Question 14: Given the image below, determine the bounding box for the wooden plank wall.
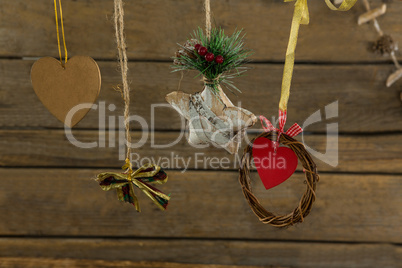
[0,0,401,267]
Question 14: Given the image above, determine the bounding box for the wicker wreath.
[238,131,319,227]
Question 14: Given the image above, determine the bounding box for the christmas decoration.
[358,0,402,87]
[252,137,298,190]
[95,0,170,211]
[252,115,302,190]
[30,0,101,128]
[239,131,318,227]
[166,0,257,154]
[97,161,169,212]
[238,0,357,227]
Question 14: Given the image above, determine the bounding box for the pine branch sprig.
[172,27,252,95]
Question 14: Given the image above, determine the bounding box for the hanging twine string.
[175,0,211,91]
[53,0,68,66]
[175,0,212,91]
[114,0,132,164]
[97,0,170,211]
[205,0,212,39]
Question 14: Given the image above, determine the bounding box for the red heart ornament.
[252,137,298,190]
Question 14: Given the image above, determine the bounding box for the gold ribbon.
[54,0,68,67]
[279,0,358,112]
[97,160,170,212]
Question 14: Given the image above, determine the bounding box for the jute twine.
[202,75,221,86]
[205,0,212,39]
[114,0,131,159]
[176,0,211,92]
[238,131,319,227]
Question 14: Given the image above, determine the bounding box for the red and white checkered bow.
[259,110,303,151]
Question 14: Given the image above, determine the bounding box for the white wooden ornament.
[166,86,257,154]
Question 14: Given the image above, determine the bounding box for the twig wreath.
[166,0,257,154]
[239,132,318,227]
[238,0,357,227]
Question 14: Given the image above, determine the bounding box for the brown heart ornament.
[31,56,101,127]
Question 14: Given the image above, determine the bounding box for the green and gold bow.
[96,159,170,212]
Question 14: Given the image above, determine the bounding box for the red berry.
[205,52,215,62]
[198,46,208,56]
[215,55,224,64]
[194,44,201,51]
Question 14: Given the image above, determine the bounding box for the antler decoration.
[96,160,170,212]
[357,0,402,87]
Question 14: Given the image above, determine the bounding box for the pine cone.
[183,39,199,51]
[173,39,200,65]
[373,35,398,55]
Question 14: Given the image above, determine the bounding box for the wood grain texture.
[0,169,400,243]
[0,130,401,173]
[1,0,401,266]
[1,60,401,131]
[0,258,279,268]
[0,239,399,268]
[0,0,401,63]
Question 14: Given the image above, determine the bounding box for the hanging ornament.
[95,0,170,212]
[31,0,101,128]
[166,0,257,154]
[357,0,402,87]
[238,0,357,227]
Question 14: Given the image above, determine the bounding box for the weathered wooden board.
[1,60,401,131]
[0,258,279,268]
[0,0,401,63]
[0,0,401,266]
[0,169,400,243]
[0,130,401,173]
[0,241,398,268]
[0,240,399,268]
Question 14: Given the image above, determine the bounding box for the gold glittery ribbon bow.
[279,0,358,112]
[96,159,170,212]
